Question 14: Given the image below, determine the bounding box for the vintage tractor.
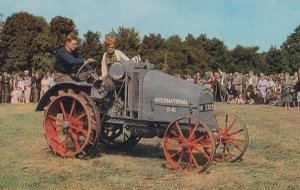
[36,60,249,173]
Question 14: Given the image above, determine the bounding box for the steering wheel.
[76,60,99,82]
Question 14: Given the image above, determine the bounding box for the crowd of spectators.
[0,70,55,104]
[177,69,300,108]
[1,68,300,108]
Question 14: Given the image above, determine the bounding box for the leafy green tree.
[265,46,283,73]
[140,33,164,68]
[109,26,140,58]
[185,34,210,73]
[81,31,103,61]
[281,25,300,72]
[50,16,77,50]
[229,45,266,74]
[0,13,4,67]
[0,12,53,72]
[195,34,230,72]
[0,13,3,33]
[280,50,293,73]
[185,45,210,74]
[206,38,229,71]
[185,33,197,47]
[164,35,188,74]
[30,17,54,72]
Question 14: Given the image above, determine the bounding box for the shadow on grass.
[42,141,164,160]
[89,142,165,160]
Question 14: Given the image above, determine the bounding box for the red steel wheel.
[43,89,99,158]
[163,116,215,173]
[213,113,249,162]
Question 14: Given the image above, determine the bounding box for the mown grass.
[0,103,299,190]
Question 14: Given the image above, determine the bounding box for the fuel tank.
[140,70,215,128]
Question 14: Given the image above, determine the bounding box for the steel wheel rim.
[163,116,215,173]
[213,113,249,162]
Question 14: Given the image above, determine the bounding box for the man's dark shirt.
[54,47,84,74]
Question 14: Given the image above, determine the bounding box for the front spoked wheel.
[163,116,215,173]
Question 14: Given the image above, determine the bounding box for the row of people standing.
[0,71,54,103]
[181,70,300,107]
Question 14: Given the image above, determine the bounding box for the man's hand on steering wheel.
[84,58,96,64]
[76,58,99,82]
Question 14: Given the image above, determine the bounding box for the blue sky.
[1,0,300,52]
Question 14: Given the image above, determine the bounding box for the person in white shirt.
[17,74,25,91]
[40,73,50,98]
[101,36,129,78]
[257,74,269,100]
[23,70,32,103]
[246,71,258,92]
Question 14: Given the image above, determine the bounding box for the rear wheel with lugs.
[43,89,99,158]
[163,116,215,173]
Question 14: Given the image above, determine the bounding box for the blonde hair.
[104,36,116,48]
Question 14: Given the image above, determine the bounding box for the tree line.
[0,11,300,75]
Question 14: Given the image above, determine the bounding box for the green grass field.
[0,103,299,190]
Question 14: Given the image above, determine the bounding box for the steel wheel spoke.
[69,99,76,119]
[48,115,59,121]
[194,146,210,160]
[226,118,237,133]
[49,119,63,130]
[76,112,87,120]
[225,146,234,161]
[70,132,80,152]
[189,123,199,140]
[214,115,223,133]
[78,128,89,138]
[176,151,184,166]
[59,100,68,119]
[169,130,184,141]
[175,122,185,139]
[229,138,245,143]
[50,136,61,145]
[190,152,201,171]
[228,141,243,153]
[170,149,183,158]
[169,130,179,137]
[228,128,244,136]
[194,135,206,143]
